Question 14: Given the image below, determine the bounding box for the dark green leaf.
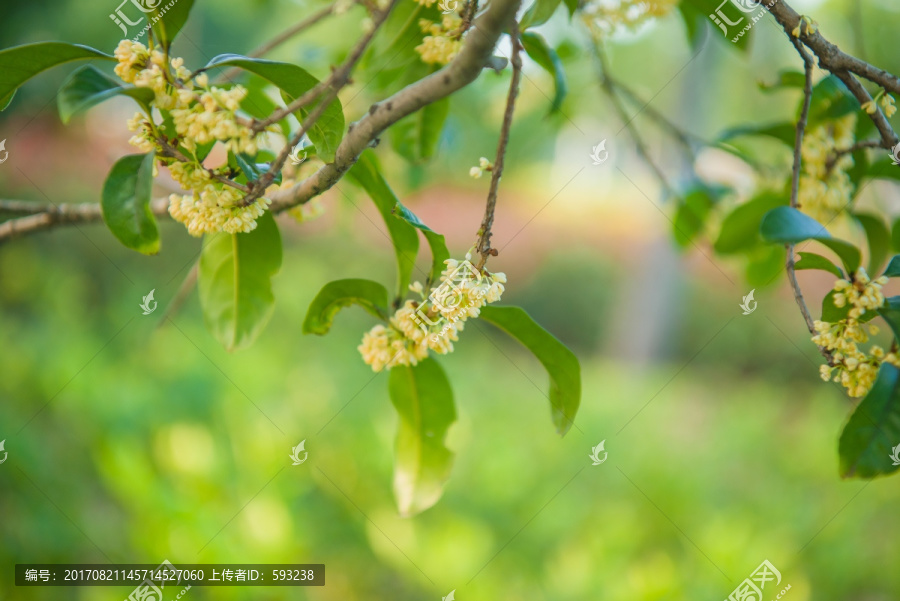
[865,157,900,183]
[760,206,861,273]
[839,363,900,479]
[855,213,890,275]
[479,305,581,435]
[893,218,900,253]
[878,296,900,338]
[389,357,457,517]
[150,0,196,51]
[521,32,567,114]
[303,279,390,335]
[719,122,796,147]
[806,75,857,127]
[391,97,449,162]
[714,192,785,254]
[58,65,154,124]
[562,0,578,17]
[794,252,842,278]
[521,0,563,29]
[198,212,282,351]
[883,255,900,278]
[347,151,420,299]
[392,200,450,284]
[100,153,159,255]
[758,70,805,92]
[0,42,113,110]
[204,55,345,162]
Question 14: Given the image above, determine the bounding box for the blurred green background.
[2,0,900,599]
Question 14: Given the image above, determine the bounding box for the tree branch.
[475,20,522,270]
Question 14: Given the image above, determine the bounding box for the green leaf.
[0,42,113,110]
[562,0,578,17]
[150,0,196,51]
[391,97,450,162]
[892,218,900,253]
[821,289,879,323]
[878,296,900,338]
[839,363,900,479]
[389,358,457,517]
[479,305,581,435]
[204,55,345,162]
[521,0,563,29]
[520,32,567,114]
[865,157,900,184]
[806,75,857,127]
[198,212,282,351]
[346,151,420,300]
[57,65,154,124]
[883,255,900,278]
[758,70,805,92]
[391,200,450,284]
[855,213,890,275]
[1,88,16,111]
[672,187,715,248]
[231,152,282,186]
[303,279,390,335]
[100,153,159,255]
[760,206,861,274]
[714,192,785,254]
[719,122,796,147]
[794,252,842,278]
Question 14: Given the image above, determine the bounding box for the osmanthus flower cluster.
[797,114,857,223]
[414,12,464,65]
[581,0,678,33]
[114,40,271,236]
[812,269,898,397]
[358,258,507,371]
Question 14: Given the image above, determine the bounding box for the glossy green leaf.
[391,97,449,162]
[714,192,785,254]
[839,363,900,479]
[794,252,842,278]
[347,151,420,299]
[150,0,196,50]
[883,255,900,278]
[392,200,450,284]
[562,0,578,17]
[760,206,861,273]
[521,0,563,29]
[806,75,857,127]
[479,305,581,435]
[855,213,890,275]
[821,289,879,323]
[198,212,282,351]
[204,55,345,162]
[58,65,154,123]
[0,42,113,110]
[100,153,159,255]
[303,279,390,335]
[521,32,567,115]
[389,358,457,517]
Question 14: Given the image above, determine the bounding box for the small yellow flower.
[861,100,877,115]
[881,94,897,118]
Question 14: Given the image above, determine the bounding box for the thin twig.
[474,20,522,270]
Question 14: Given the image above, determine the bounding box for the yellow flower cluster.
[813,270,895,397]
[358,259,507,371]
[469,157,493,179]
[798,114,856,223]
[862,92,897,118]
[114,39,270,237]
[415,15,463,65]
[581,0,678,32]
